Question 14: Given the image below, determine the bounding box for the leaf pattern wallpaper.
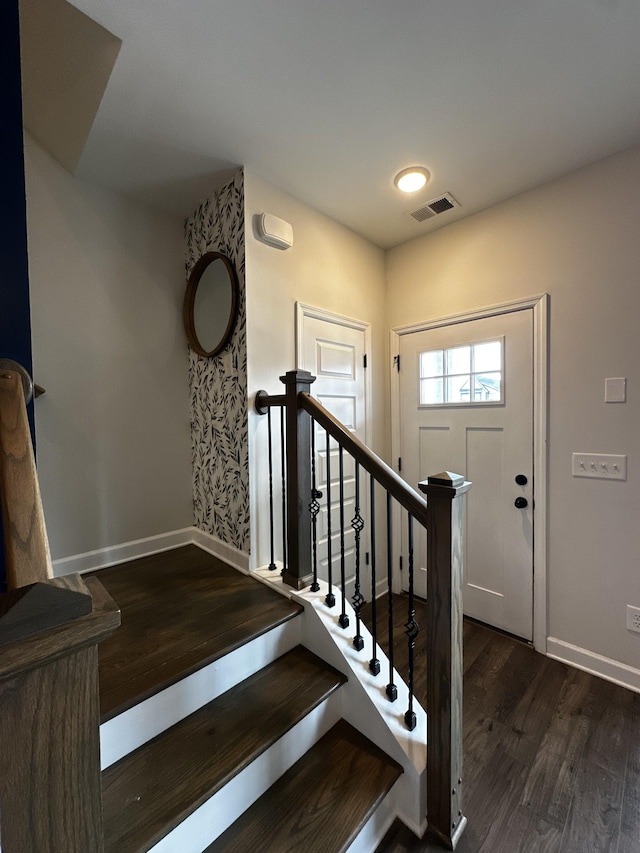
[184,170,250,553]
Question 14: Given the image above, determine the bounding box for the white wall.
[386,144,640,674]
[25,134,192,560]
[244,171,387,569]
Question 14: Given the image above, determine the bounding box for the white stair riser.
[101,617,301,769]
[148,691,343,853]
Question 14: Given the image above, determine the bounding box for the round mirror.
[183,252,239,357]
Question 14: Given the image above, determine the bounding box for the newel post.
[280,370,315,589]
[420,471,471,850]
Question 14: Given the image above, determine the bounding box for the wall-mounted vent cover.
[409,192,459,222]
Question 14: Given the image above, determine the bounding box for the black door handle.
[514,496,528,509]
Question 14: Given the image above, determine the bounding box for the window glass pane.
[446,346,470,376]
[420,377,443,405]
[446,375,471,403]
[473,340,501,373]
[472,372,501,401]
[420,349,443,378]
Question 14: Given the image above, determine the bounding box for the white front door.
[297,305,369,598]
[398,309,534,641]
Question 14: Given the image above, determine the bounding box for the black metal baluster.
[369,474,380,675]
[351,462,365,651]
[325,430,335,607]
[309,426,321,592]
[386,492,397,701]
[404,514,418,730]
[338,446,349,628]
[267,407,277,571]
[280,406,287,576]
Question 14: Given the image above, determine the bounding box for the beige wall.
[244,171,387,568]
[25,134,192,559]
[386,144,640,671]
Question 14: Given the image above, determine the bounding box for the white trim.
[295,301,373,447]
[52,527,250,576]
[389,329,406,595]
[390,294,549,653]
[190,527,250,573]
[52,528,194,575]
[532,295,549,653]
[344,789,398,853]
[547,637,640,694]
[393,293,548,336]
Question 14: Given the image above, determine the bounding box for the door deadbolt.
[515,474,528,486]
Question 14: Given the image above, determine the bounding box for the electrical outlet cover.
[626,605,640,633]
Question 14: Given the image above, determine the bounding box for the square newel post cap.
[419,471,471,496]
[279,369,316,388]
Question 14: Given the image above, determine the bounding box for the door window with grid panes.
[419,339,503,406]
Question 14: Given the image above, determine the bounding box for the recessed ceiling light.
[394,166,430,193]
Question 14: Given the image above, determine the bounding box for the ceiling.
[37,0,640,248]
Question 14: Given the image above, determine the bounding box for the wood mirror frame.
[183,251,239,358]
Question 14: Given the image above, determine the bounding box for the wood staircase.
[0,365,467,850]
[96,545,403,852]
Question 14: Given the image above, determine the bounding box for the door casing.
[390,294,549,653]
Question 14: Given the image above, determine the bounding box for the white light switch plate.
[572,453,626,480]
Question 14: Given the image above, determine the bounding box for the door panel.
[399,309,533,640]
[298,308,368,597]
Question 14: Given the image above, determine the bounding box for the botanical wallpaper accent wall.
[185,170,249,552]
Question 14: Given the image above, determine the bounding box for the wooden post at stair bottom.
[420,471,471,850]
[0,575,120,853]
[280,370,316,590]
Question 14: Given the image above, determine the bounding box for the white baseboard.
[547,637,640,694]
[191,528,250,573]
[52,527,250,576]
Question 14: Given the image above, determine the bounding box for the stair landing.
[92,544,302,721]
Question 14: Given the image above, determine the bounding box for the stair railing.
[0,364,121,853]
[0,364,52,589]
[255,369,470,849]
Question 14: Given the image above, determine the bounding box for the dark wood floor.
[363,595,640,853]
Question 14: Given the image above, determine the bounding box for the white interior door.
[398,309,534,641]
[297,305,369,597]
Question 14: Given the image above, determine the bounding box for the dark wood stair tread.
[92,545,303,720]
[206,719,403,853]
[102,645,346,853]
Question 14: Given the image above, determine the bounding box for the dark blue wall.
[0,0,33,588]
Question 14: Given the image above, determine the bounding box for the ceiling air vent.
[409,192,459,222]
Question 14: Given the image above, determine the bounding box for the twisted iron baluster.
[369,474,380,675]
[386,492,397,702]
[309,426,321,592]
[338,446,349,628]
[280,406,287,577]
[267,407,277,571]
[325,430,335,607]
[404,514,418,730]
[351,461,365,651]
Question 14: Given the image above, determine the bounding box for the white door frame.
[390,294,549,653]
[295,302,373,446]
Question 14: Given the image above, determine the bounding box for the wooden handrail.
[0,368,52,588]
[300,392,428,526]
